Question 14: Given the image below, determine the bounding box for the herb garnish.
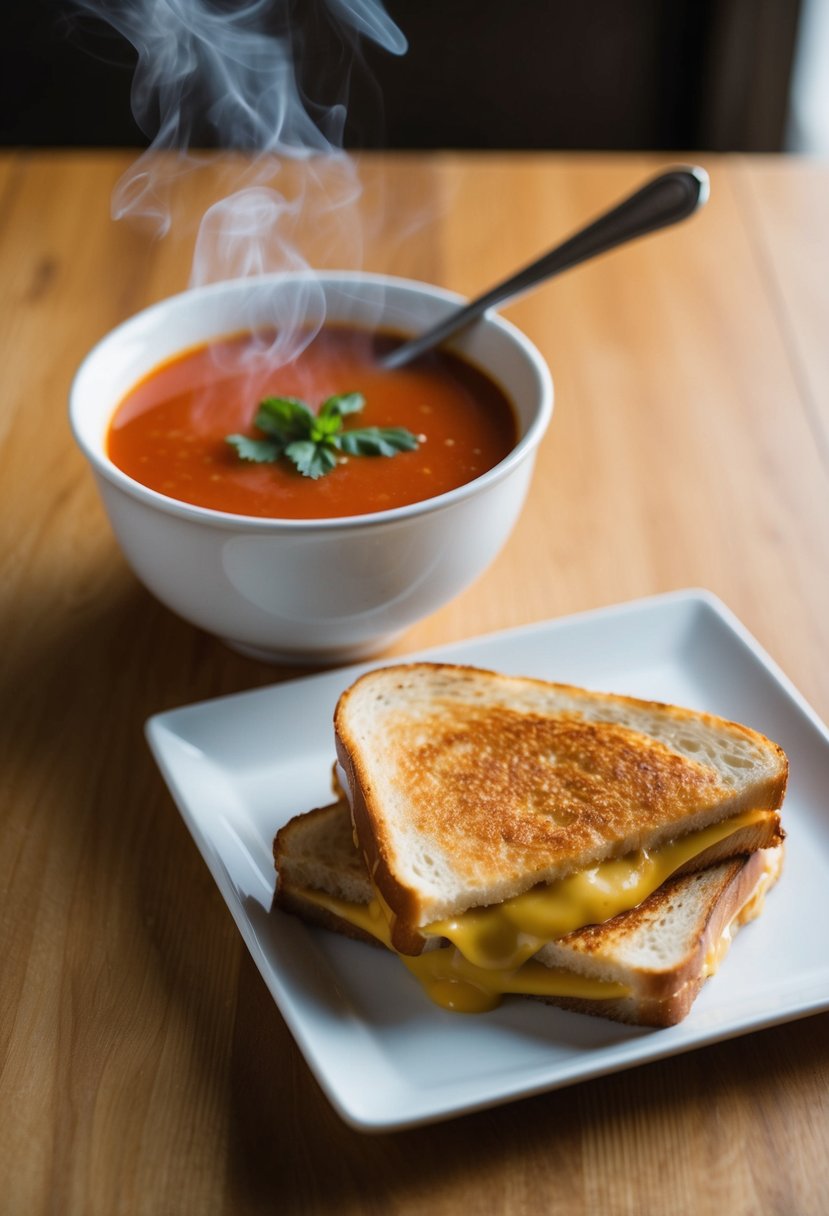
[226,393,420,480]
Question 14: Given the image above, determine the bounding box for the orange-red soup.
[107,326,518,519]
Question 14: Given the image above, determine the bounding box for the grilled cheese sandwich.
[274,800,784,1022]
[334,664,787,957]
[274,663,787,1024]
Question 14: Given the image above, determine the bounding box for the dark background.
[1,0,803,152]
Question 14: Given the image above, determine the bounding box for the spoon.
[380,165,709,370]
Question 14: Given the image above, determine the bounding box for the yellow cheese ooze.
[402,949,629,1013]
[424,808,769,970]
[294,888,629,1011]
[289,808,769,1013]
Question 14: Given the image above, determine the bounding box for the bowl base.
[222,633,405,667]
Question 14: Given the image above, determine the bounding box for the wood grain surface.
[1,151,827,1215]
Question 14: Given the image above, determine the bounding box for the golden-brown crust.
[530,988,699,1028]
[334,662,789,946]
[335,729,428,954]
[391,710,722,859]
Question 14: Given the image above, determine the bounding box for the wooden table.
[2,151,827,1214]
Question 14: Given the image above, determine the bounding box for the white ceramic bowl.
[70,272,553,663]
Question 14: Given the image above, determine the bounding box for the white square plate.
[145,589,829,1131]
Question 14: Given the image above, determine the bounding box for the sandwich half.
[333,664,787,965]
[273,799,784,1025]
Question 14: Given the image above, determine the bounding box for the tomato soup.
[107,326,518,519]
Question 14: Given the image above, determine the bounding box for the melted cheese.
[295,807,769,1013]
[300,887,629,1012]
[307,889,394,947]
[425,808,768,970]
[401,949,629,1013]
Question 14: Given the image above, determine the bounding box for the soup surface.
[107,326,518,519]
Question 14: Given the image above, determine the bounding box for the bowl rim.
[69,270,554,533]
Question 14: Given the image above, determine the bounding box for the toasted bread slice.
[273,800,783,1027]
[534,845,784,1025]
[274,800,378,945]
[334,664,787,952]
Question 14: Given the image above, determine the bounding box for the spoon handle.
[382,165,709,370]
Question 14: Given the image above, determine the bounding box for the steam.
[72,0,406,363]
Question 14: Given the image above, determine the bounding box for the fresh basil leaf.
[284,439,339,480]
[309,411,344,442]
[319,391,365,420]
[338,426,420,457]
[227,391,419,479]
[225,434,283,463]
[255,396,315,442]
